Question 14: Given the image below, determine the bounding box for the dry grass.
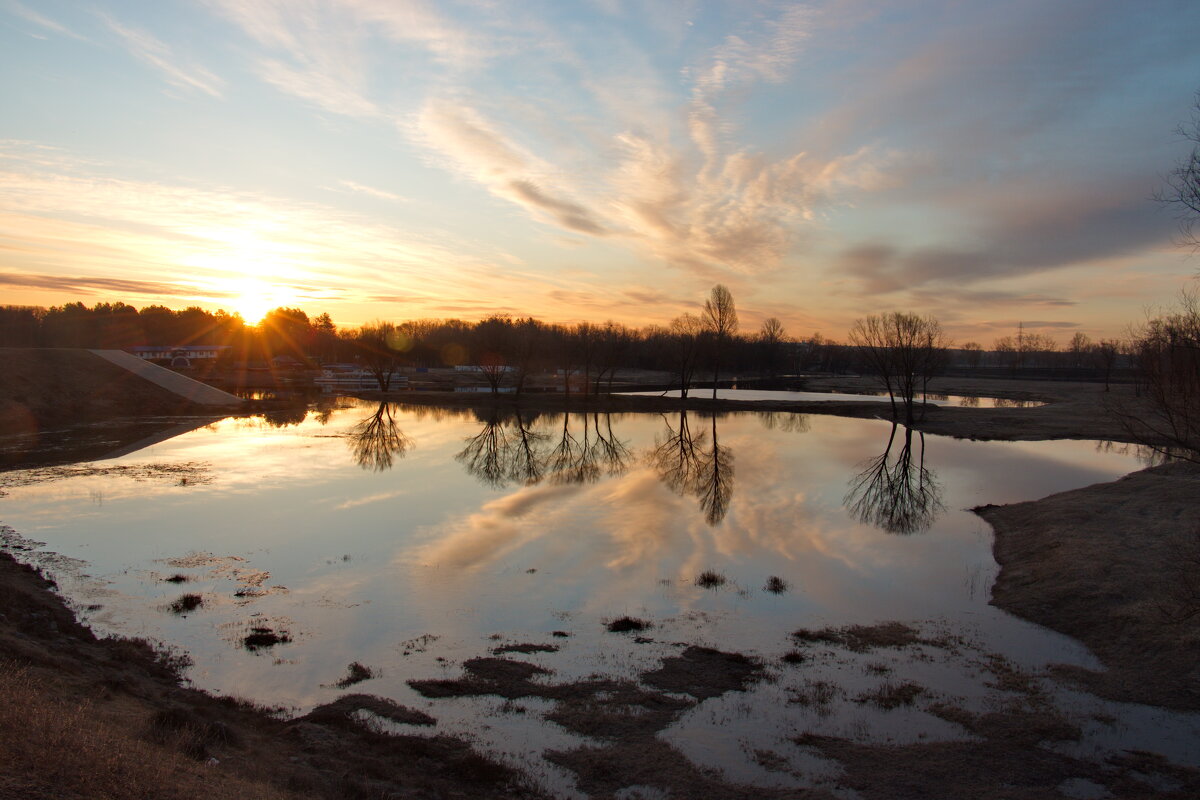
[606,616,649,633]
[328,661,374,689]
[0,659,301,800]
[792,621,931,653]
[855,681,926,710]
[166,593,203,615]
[764,575,789,594]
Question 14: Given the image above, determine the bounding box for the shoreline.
[2,377,1198,796]
[977,460,1200,711]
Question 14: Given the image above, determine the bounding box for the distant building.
[129,345,230,368]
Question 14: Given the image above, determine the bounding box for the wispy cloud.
[334,180,406,202]
[0,142,513,316]
[206,0,483,118]
[0,270,209,298]
[104,16,223,97]
[414,99,610,236]
[4,0,82,39]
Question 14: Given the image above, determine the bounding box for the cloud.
[907,288,1076,308]
[507,180,608,235]
[335,180,406,202]
[0,271,210,298]
[835,183,1173,296]
[104,16,223,97]
[687,4,813,162]
[974,319,1081,330]
[414,100,610,236]
[0,141,514,314]
[4,1,82,39]
[206,0,482,118]
[258,58,379,117]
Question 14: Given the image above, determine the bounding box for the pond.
[624,388,1045,408]
[0,400,1193,796]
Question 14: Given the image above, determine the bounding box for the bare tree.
[650,410,706,495]
[849,312,951,425]
[669,313,705,398]
[1156,91,1200,250]
[592,321,631,395]
[348,402,413,471]
[695,415,735,525]
[1068,332,1092,368]
[960,341,983,371]
[844,423,944,535]
[474,315,514,394]
[702,285,738,399]
[355,321,405,391]
[758,317,787,378]
[1113,289,1200,461]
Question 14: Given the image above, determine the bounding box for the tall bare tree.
[669,313,705,398]
[1113,289,1200,461]
[844,423,944,535]
[348,402,413,471]
[849,312,950,425]
[702,285,738,399]
[758,317,787,378]
[1156,91,1200,250]
[355,321,405,391]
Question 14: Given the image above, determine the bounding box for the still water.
[625,388,1044,407]
[0,401,1193,793]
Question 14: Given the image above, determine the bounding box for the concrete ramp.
[89,350,245,407]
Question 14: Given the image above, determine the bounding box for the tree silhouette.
[703,285,738,399]
[695,414,735,525]
[455,410,516,487]
[650,409,706,495]
[348,402,413,471]
[844,423,944,535]
[649,410,734,525]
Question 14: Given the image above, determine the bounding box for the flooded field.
[625,388,1045,408]
[0,400,1194,796]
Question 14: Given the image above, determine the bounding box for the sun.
[233,279,291,325]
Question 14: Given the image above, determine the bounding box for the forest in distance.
[0,290,1126,381]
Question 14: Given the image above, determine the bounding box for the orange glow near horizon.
[231,279,296,325]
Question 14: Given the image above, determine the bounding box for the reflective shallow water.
[0,402,1192,794]
[624,388,1045,408]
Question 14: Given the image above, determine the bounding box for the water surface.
[0,401,1191,794]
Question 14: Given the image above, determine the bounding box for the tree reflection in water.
[649,410,735,525]
[456,410,631,489]
[348,402,413,472]
[844,422,944,535]
[697,414,735,524]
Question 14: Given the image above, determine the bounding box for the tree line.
[0,294,1129,380]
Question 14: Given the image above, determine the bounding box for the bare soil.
[0,348,226,434]
[0,550,544,800]
[976,460,1200,711]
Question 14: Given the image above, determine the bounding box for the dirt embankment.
[0,549,543,800]
[976,460,1200,711]
[802,375,1140,443]
[0,349,224,435]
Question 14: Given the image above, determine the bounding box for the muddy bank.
[977,460,1200,710]
[0,348,232,438]
[0,549,543,800]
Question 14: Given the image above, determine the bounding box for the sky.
[2,0,1199,343]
